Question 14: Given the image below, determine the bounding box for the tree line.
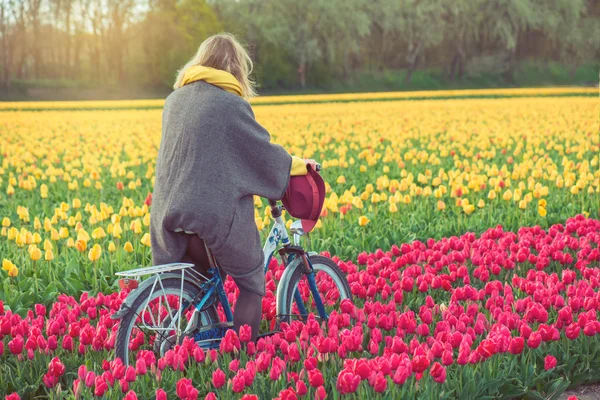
[0,0,598,95]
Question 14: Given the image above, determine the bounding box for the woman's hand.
[304,159,320,171]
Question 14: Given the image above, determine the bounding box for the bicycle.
[112,199,352,365]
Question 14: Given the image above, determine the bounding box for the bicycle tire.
[278,255,352,324]
[114,277,219,365]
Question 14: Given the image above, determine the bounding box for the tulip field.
[0,89,599,399]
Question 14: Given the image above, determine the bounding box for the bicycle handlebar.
[268,163,321,207]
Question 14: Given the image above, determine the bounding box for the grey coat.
[150,81,292,295]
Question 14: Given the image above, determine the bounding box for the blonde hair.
[173,33,257,99]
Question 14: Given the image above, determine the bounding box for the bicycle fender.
[275,257,303,318]
[111,273,198,320]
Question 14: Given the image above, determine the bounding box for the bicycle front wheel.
[277,254,352,324]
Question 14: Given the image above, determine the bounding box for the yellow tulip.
[66,238,75,247]
[40,184,48,198]
[538,206,547,217]
[502,190,513,201]
[45,249,54,261]
[477,199,485,208]
[337,176,346,184]
[59,227,69,239]
[88,244,102,262]
[358,216,370,227]
[73,198,81,208]
[2,259,14,271]
[1,217,10,227]
[124,241,134,252]
[518,200,527,209]
[141,233,151,247]
[75,239,87,252]
[8,266,18,277]
[30,247,42,261]
[92,227,106,239]
[108,241,116,252]
[15,233,26,247]
[77,229,90,242]
[7,184,14,196]
[112,223,123,238]
[437,200,446,210]
[389,202,398,213]
[462,204,475,215]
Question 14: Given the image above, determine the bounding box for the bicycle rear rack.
[116,262,197,278]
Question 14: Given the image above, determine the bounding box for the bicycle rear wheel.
[277,254,352,324]
[114,277,219,365]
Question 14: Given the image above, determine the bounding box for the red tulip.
[5,394,20,400]
[308,369,324,388]
[124,391,138,400]
[430,362,447,384]
[35,304,46,317]
[336,370,361,394]
[544,355,557,370]
[48,357,65,377]
[369,371,387,393]
[296,380,308,396]
[527,332,542,349]
[232,373,245,393]
[315,385,327,399]
[239,324,252,343]
[156,389,167,400]
[509,337,525,354]
[176,378,193,399]
[136,358,147,375]
[411,354,430,373]
[94,376,108,397]
[8,335,23,355]
[125,365,136,382]
[393,365,410,385]
[441,350,453,366]
[204,393,217,400]
[584,321,597,337]
[212,369,226,389]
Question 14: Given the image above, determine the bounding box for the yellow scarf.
[181,65,243,97]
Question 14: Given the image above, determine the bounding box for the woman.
[150,33,315,342]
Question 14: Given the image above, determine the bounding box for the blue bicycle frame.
[191,201,328,325]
